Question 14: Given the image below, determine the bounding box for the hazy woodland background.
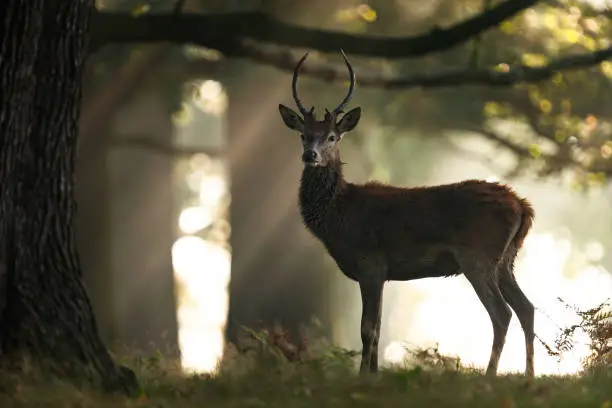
[83,0,612,378]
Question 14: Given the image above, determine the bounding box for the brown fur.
[299,158,534,282]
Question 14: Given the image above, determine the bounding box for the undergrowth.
[548,297,612,369]
[0,302,609,407]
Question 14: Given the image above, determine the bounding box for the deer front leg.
[359,279,384,374]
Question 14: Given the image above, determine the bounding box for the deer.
[278,50,536,378]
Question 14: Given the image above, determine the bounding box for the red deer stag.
[278,50,536,377]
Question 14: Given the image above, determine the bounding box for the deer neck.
[298,154,346,233]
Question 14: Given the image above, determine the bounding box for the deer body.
[280,51,536,378]
[300,163,532,281]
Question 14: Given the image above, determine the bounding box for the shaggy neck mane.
[298,154,346,232]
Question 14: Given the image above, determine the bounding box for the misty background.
[81,0,612,376]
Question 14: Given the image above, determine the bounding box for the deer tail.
[512,198,535,250]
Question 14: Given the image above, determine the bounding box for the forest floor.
[0,340,610,407]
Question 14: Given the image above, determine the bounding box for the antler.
[292,50,355,118]
[332,49,355,115]
[292,52,312,116]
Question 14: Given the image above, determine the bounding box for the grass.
[0,339,610,407]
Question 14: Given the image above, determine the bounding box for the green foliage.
[307,0,612,187]
[92,0,612,187]
[546,297,612,369]
[1,320,611,405]
[1,336,611,406]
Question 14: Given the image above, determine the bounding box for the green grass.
[0,344,610,407]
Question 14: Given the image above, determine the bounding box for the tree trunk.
[76,117,116,348]
[224,63,332,344]
[0,0,137,393]
[0,0,43,327]
[109,91,179,357]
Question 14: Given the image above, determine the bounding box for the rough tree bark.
[0,0,137,393]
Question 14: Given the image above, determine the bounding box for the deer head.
[278,50,361,167]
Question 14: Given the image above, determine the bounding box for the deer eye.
[328,135,336,142]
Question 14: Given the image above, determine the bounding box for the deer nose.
[302,150,318,163]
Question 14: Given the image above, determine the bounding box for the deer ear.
[278,104,304,132]
[336,107,361,134]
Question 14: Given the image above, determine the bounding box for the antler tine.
[292,52,311,116]
[332,49,356,115]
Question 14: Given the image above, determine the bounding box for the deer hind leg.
[498,258,535,377]
[371,294,384,370]
[359,279,384,374]
[464,266,512,376]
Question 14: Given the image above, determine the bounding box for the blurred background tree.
[80,0,611,372]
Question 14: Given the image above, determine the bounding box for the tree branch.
[92,0,612,90]
[463,125,536,157]
[184,42,612,89]
[460,121,612,178]
[441,136,513,176]
[90,0,538,55]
